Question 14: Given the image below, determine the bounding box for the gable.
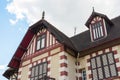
[85,12,113,28]
[22,28,60,60]
[8,19,76,69]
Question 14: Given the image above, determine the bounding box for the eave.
[79,37,120,57]
[3,68,17,79]
[8,29,34,69]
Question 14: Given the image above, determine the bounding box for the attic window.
[36,34,46,50]
[90,21,105,41]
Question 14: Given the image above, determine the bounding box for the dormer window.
[85,11,113,42]
[90,21,105,41]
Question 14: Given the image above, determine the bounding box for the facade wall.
[22,29,59,60]
[18,49,77,80]
[15,24,120,80]
[67,52,76,80]
[17,28,65,80]
[18,45,64,80]
[78,44,120,80]
[50,53,59,79]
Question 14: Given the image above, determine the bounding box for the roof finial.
[92,7,95,12]
[74,27,77,36]
[42,11,45,19]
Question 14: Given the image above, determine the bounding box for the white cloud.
[0,65,6,70]
[9,19,18,25]
[6,0,120,36]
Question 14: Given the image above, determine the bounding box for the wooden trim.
[23,43,62,61]
[20,44,63,67]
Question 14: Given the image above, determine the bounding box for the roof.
[3,68,17,79]
[6,11,120,70]
[71,15,120,52]
[8,29,34,69]
[8,19,76,69]
[85,11,113,27]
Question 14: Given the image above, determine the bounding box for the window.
[90,52,117,80]
[30,62,47,80]
[36,35,46,50]
[82,69,86,80]
[91,21,105,41]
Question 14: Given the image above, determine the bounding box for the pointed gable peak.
[85,11,113,27]
[29,19,76,50]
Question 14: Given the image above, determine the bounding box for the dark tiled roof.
[71,15,120,52]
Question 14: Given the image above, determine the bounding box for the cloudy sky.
[1,0,120,80]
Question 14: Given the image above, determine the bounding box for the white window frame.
[91,21,104,41]
[36,34,46,50]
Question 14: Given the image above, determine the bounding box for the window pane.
[107,53,114,64]
[98,68,103,79]
[41,38,45,48]
[92,69,98,80]
[110,64,117,76]
[37,40,40,50]
[43,63,47,73]
[95,25,99,38]
[100,26,103,36]
[43,73,47,77]
[104,66,110,78]
[91,58,96,69]
[30,78,34,80]
[39,65,42,75]
[93,26,96,39]
[35,66,39,76]
[35,77,38,80]
[39,75,42,79]
[97,26,101,38]
[82,70,86,80]
[96,56,101,67]
[102,55,108,65]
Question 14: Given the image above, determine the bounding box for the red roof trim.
[8,29,34,69]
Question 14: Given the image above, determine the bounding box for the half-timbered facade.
[3,11,120,80]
